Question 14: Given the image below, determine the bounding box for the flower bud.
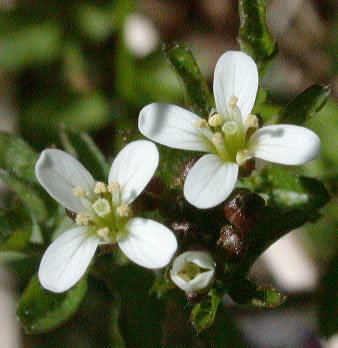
[216,224,247,260]
[223,188,265,236]
[170,251,215,293]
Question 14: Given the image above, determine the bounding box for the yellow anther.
[116,203,131,218]
[194,119,208,128]
[228,96,238,108]
[75,212,90,226]
[236,149,252,165]
[94,182,107,194]
[73,186,87,197]
[97,227,111,243]
[245,114,259,130]
[212,132,224,145]
[92,198,111,217]
[108,181,121,193]
[222,121,238,135]
[208,113,224,127]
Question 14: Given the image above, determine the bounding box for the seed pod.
[216,224,247,260]
[173,156,200,187]
[186,291,207,304]
[223,188,265,236]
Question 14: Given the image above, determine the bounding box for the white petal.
[248,125,321,165]
[184,154,238,209]
[38,227,99,293]
[118,218,177,269]
[138,103,213,152]
[109,140,159,204]
[213,51,258,121]
[170,270,215,293]
[170,251,215,293]
[172,251,215,274]
[35,149,95,213]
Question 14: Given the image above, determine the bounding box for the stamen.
[73,186,87,197]
[92,198,111,217]
[94,182,107,194]
[108,181,121,193]
[212,132,224,145]
[245,114,259,130]
[208,113,224,128]
[222,121,238,135]
[194,119,208,128]
[236,149,252,165]
[75,212,90,226]
[116,203,131,218]
[97,227,111,243]
[228,96,238,108]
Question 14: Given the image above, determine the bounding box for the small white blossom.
[138,51,321,209]
[170,251,215,293]
[36,140,177,293]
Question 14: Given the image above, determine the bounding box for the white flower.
[35,140,177,293]
[170,251,215,293]
[138,51,321,209]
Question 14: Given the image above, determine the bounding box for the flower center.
[178,261,209,282]
[197,96,259,165]
[72,181,132,243]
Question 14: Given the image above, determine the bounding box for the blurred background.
[0,0,337,347]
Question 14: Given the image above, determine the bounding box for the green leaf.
[17,276,88,334]
[227,276,286,308]
[280,85,330,125]
[163,43,214,118]
[0,170,48,223]
[245,166,330,215]
[0,22,61,71]
[239,0,277,75]
[0,132,38,183]
[191,289,221,333]
[60,126,109,181]
[319,253,338,339]
[242,166,330,266]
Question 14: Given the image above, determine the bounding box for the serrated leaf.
[280,85,330,125]
[60,126,109,181]
[17,276,87,334]
[239,0,277,75]
[191,289,221,333]
[0,132,38,183]
[163,43,214,118]
[0,170,48,222]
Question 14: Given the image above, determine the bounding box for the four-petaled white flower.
[36,140,177,293]
[170,251,215,293]
[138,51,321,209]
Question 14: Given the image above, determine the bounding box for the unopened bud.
[217,224,247,260]
[223,189,265,236]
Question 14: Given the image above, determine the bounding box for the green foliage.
[0,132,38,183]
[239,0,277,75]
[280,85,330,125]
[60,126,110,182]
[17,276,88,334]
[319,253,338,339]
[227,276,286,308]
[163,43,214,118]
[0,170,48,223]
[0,22,61,71]
[190,289,221,333]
